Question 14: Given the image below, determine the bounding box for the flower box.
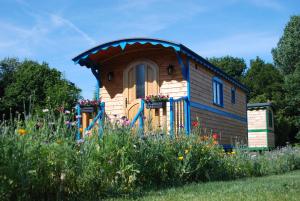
[146,101,166,109]
[81,106,94,113]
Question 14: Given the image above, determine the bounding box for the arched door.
[123,60,159,127]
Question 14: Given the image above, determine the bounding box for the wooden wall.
[99,48,187,124]
[247,109,266,130]
[189,60,248,145]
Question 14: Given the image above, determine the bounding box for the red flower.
[192,121,199,127]
[212,133,219,140]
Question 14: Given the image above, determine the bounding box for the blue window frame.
[212,77,223,107]
[231,87,236,104]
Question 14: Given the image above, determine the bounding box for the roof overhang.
[72,38,249,92]
[247,102,273,110]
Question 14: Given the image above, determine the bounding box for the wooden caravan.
[72,38,248,147]
[247,103,275,150]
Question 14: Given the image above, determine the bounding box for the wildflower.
[213,140,218,145]
[18,129,27,136]
[122,120,130,126]
[212,133,219,140]
[42,109,49,113]
[178,156,184,161]
[75,115,82,119]
[192,121,199,127]
[64,110,71,114]
[231,151,236,154]
[179,124,184,128]
[184,149,189,154]
[79,128,83,133]
[76,139,84,144]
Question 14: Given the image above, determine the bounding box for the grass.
[112,170,300,201]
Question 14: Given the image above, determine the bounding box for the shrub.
[0,113,299,200]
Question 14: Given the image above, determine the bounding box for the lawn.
[112,170,300,201]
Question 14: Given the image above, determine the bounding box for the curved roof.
[72,37,248,92]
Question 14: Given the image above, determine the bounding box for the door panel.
[124,62,159,130]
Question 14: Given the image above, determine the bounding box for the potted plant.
[144,94,169,109]
[78,99,101,113]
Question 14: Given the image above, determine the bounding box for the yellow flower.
[184,149,189,154]
[231,151,236,154]
[178,156,184,161]
[79,128,83,133]
[18,129,27,136]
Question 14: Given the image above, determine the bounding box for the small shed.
[247,103,275,150]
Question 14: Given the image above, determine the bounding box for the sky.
[0,0,299,99]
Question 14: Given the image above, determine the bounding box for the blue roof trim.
[72,38,181,63]
[72,38,248,92]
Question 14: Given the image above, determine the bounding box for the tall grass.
[0,111,299,201]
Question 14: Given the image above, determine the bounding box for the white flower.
[64,110,71,114]
[42,109,49,113]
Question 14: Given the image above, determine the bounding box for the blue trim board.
[190,101,247,123]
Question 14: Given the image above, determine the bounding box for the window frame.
[231,87,236,104]
[212,77,224,107]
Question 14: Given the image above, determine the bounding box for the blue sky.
[0,0,299,98]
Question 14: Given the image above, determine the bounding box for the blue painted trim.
[76,104,81,140]
[186,58,191,134]
[73,38,181,63]
[169,97,174,138]
[130,99,145,128]
[99,102,105,139]
[190,101,247,123]
[175,51,187,79]
[91,68,101,100]
[138,99,145,136]
[86,110,102,131]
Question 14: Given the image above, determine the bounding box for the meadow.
[0,111,299,201]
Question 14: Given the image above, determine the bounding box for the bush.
[0,112,300,200]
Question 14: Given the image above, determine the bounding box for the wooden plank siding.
[99,48,187,127]
[189,60,248,145]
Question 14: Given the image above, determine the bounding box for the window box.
[146,101,166,109]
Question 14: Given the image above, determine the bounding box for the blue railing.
[76,102,105,140]
[130,99,145,135]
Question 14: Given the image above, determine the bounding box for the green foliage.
[0,114,300,200]
[243,57,284,103]
[0,58,81,116]
[272,15,300,75]
[208,56,246,81]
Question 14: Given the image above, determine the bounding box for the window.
[212,77,223,107]
[231,87,236,104]
[268,110,273,127]
[136,64,145,98]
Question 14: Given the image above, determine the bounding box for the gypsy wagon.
[247,103,275,150]
[72,38,248,147]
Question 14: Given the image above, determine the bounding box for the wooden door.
[124,62,159,128]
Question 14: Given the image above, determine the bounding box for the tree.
[208,56,246,81]
[243,57,284,103]
[0,58,81,117]
[272,15,300,144]
[272,15,300,75]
